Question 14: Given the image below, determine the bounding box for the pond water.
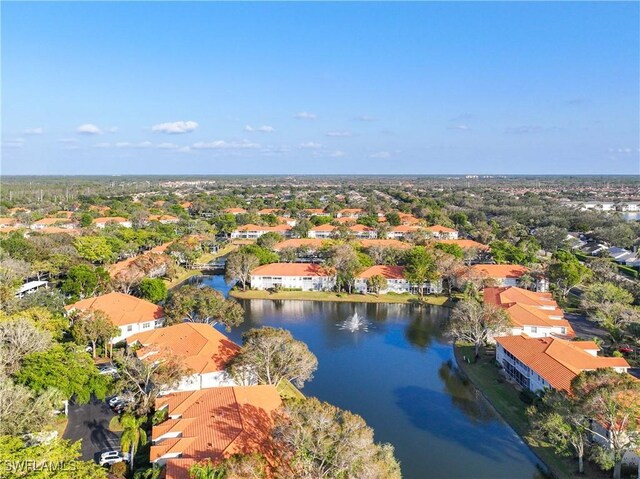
[198,275,544,479]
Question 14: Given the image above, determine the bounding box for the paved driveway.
[63,396,121,462]
[565,312,609,340]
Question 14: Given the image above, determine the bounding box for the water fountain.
[338,311,369,332]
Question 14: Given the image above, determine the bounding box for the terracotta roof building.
[65,292,164,343]
[308,224,337,238]
[496,334,629,393]
[250,263,335,291]
[485,286,573,338]
[357,239,412,250]
[93,216,132,228]
[425,225,459,239]
[151,385,282,479]
[355,265,442,295]
[272,238,328,251]
[468,264,529,287]
[230,224,291,240]
[127,323,240,391]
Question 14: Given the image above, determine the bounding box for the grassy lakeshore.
[454,344,608,479]
[229,289,450,305]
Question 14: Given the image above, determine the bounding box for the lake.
[199,275,544,479]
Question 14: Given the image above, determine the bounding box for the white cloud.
[370,151,391,159]
[93,142,111,148]
[608,147,636,154]
[107,126,119,133]
[115,142,131,148]
[23,127,43,135]
[299,142,322,149]
[57,138,79,144]
[295,112,317,120]
[76,123,103,135]
[191,140,260,150]
[136,141,153,148]
[326,131,352,137]
[448,124,470,131]
[2,138,25,148]
[245,125,275,133]
[355,115,377,122]
[151,120,198,134]
[156,142,179,149]
[330,150,346,158]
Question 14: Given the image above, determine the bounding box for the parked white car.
[99,450,129,467]
[97,364,118,375]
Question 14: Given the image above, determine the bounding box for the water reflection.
[202,276,542,479]
[438,361,493,424]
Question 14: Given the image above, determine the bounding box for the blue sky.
[2,1,639,175]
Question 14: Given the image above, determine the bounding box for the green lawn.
[276,378,305,401]
[229,289,449,305]
[454,344,610,479]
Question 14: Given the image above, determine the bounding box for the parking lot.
[62,396,121,463]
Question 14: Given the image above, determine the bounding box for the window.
[560,327,566,334]
[143,322,150,329]
[127,325,133,332]
[530,326,537,333]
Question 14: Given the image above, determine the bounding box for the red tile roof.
[469,264,528,279]
[425,225,457,234]
[357,239,411,250]
[349,224,375,232]
[357,265,405,280]
[236,224,291,232]
[66,292,164,326]
[310,224,336,232]
[152,386,282,479]
[273,239,328,250]
[93,216,129,225]
[436,239,489,250]
[496,335,629,392]
[484,286,556,309]
[126,323,240,374]
[251,263,333,277]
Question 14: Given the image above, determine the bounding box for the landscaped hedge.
[618,264,639,279]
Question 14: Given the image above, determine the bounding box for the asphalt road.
[564,312,609,340]
[63,396,121,462]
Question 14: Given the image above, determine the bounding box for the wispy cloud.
[448,124,470,131]
[370,151,391,159]
[294,112,317,120]
[330,150,346,158]
[191,140,260,150]
[244,125,275,133]
[156,142,179,149]
[326,131,352,137]
[2,138,25,148]
[76,123,103,135]
[93,142,111,148]
[608,147,638,154]
[355,115,377,122]
[23,127,43,135]
[151,120,198,134]
[299,142,322,149]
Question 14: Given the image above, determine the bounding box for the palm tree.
[120,413,148,471]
